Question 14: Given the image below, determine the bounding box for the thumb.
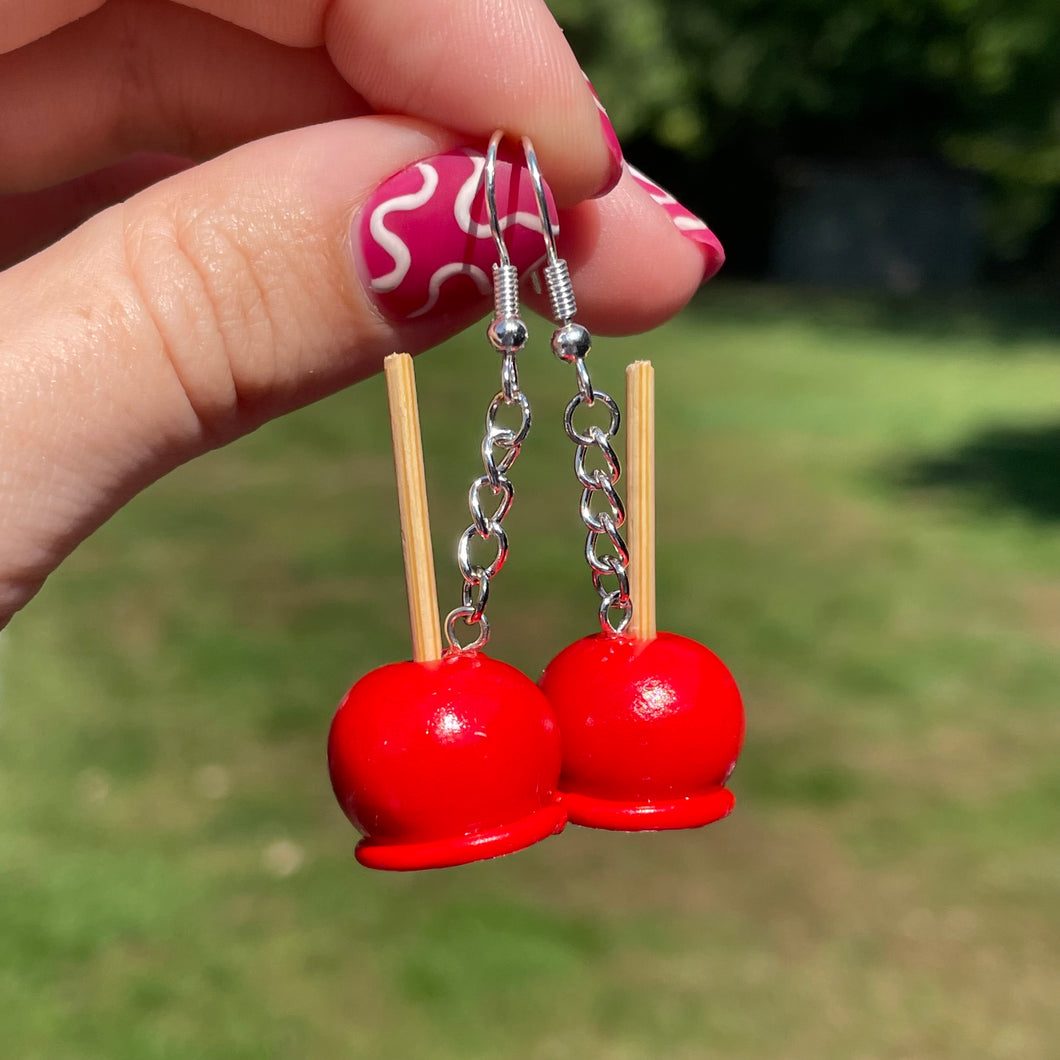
[0,118,513,620]
[0,116,706,623]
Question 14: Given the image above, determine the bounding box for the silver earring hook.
[485,130,511,268]
[520,137,560,270]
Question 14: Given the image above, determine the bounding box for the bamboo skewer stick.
[626,360,657,641]
[384,353,442,663]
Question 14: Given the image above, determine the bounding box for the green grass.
[3,284,1060,1059]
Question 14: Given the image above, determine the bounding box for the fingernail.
[354,146,557,322]
[628,164,725,281]
[583,75,624,197]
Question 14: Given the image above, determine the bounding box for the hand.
[0,0,724,626]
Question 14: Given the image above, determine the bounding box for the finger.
[0,0,366,193]
[2,0,617,204]
[325,0,622,203]
[534,163,726,335]
[0,0,104,52]
[142,0,621,204]
[0,153,192,268]
[0,118,701,623]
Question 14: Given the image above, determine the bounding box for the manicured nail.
[584,75,624,197]
[354,145,557,322]
[628,164,725,281]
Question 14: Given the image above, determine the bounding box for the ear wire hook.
[520,137,561,277]
[485,130,511,269]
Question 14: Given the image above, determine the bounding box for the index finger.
[0,0,621,206]
[328,0,622,204]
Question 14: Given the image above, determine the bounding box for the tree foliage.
[552,0,1060,264]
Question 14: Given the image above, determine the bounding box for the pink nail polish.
[583,75,624,197]
[354,145,557,322]
[628,164,725,281]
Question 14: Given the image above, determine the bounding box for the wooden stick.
[626,360,657,641]
[384,353,442,663]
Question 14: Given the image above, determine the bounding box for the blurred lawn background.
[3,284,1060,1058]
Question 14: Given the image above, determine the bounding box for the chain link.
[445,364,527,644]
[563,386,632,634]
[443,282,530,650]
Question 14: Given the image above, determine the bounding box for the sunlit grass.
[3,285,1060,1059]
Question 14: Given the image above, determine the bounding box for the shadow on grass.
[897,421,1060,521]
[691,282,1060,349]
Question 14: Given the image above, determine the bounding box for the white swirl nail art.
[454,152,548,240]
[407,262,490,319]
[369,162,440,292]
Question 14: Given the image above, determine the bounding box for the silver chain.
[522,138,632,635]
[444,134,531,652]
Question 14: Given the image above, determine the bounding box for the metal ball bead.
[487,317,529,352]
[551,323,592,363]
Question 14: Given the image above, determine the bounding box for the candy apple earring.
[522,139,746,830]
[326,134,566,870]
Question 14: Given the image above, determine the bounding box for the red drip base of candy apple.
[329,650,566,871]
[540,631,744,832]
[356,802,566,871]
[558,786,734,831]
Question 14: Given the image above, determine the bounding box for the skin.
[0,0,712,627]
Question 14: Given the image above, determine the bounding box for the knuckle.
[120,199,278,438]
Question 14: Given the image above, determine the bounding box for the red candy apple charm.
[329,351,566,872]
[329,650,565,871]
[540,631,744,829]
[538,360,746,831]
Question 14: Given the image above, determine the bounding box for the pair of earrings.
[327,134,744,871]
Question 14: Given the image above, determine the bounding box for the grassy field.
[3,285,1060,1059]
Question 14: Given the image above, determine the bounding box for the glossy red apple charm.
[328,650,566,870]
[539,631,744,830]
